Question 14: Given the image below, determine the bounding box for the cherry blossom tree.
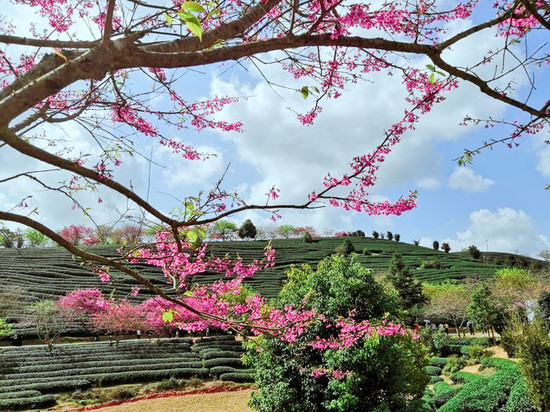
[0,0,548,347]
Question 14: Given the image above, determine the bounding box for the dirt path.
[96,390,253,412]
[81,389,253,412]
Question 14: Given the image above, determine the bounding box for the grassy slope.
[0,237,523,306]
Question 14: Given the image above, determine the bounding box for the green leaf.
[186,21,203,41]
[166,13,173,25]
[181,1,206,13]
[187,230,198,243]
[426,64,436,71]
[300,86,309,99]
[161,310,175,323]
[429,73,436,85]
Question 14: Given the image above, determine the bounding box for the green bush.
[429,382,461,409]
[503,380,538,412]
[334,239,355,256]
[0,394,56,410]
[219,371,255,383]
[467,344,486,360]
[443,355,466,375]
[247,255,428,412]
[428,357,449,368]
[424,365,442,376]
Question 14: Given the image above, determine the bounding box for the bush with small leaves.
[335,239,355,256]
[468,245,482,259]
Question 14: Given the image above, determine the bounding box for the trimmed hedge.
[439,359,521,412]
[425,365,442,376]
[428,357,449,368]
[503,380,538,412]
[219,371,254,383]
[0,394,56,410]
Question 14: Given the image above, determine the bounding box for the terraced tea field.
[0,237,522,336]
[0,237,514,302]
[0,335,251,410]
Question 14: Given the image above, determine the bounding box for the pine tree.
[388,254,426,313]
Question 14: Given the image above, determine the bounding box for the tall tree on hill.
[388,254,426,317]
[238,219,257,240]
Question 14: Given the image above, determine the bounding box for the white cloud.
[448,208,550,256]
[448,167,494,192]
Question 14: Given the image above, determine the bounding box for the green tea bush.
[219,371,255,383]
[428,357,449,368]
[424,365,442,376]
[0,394,56,410]
[443,355,466,375]
[503,380,538,412]
[429,382,461,409]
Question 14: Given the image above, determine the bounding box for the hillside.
[0,236,523,308]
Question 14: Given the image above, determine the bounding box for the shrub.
[334,239,355,256]
[386,231,393,241]
[467,344,486,360]
[441,242,451,253]
[247,255,427,412]
[219,371,255,383]
[238,219,257,239]
[443,355,466,375]
[468,245,482,259]
[428,357,449,368]
[394,233,400,242]
[372,231,379,239]
[503,380,538,412]
[425,365,442,376]
[433,240,439,250]
[505,316,550,411]
[420,259,441,269]
[432,330,453,357]
[302,231,313,243]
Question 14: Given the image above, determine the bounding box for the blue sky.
[1,1,548,257]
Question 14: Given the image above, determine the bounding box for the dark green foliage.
[468,282,505,336]
[334,239,355,256]
[394,233,400,242]
[246,255,428,412]
[372,231,379,239]
[451,337,493,347]
[238,219,257,240]
[386,231,393,241]
[442,355,466,375]
[425,365,442,376]
[505,316,550,411]
[539,290,550,330]
[302,231,313,243]
[428,357,449,368]
[388,253,426,312]
[219,371,254,382]
[468,245,482,259]
[441,243,451,253]
[428,381,461,409]
[433,241,439,251]
[437,359,526,412]
[503,380,538,412]
[0,394,56,410]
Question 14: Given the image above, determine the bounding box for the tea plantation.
[0,335,252,410]
[1,237,540,410]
